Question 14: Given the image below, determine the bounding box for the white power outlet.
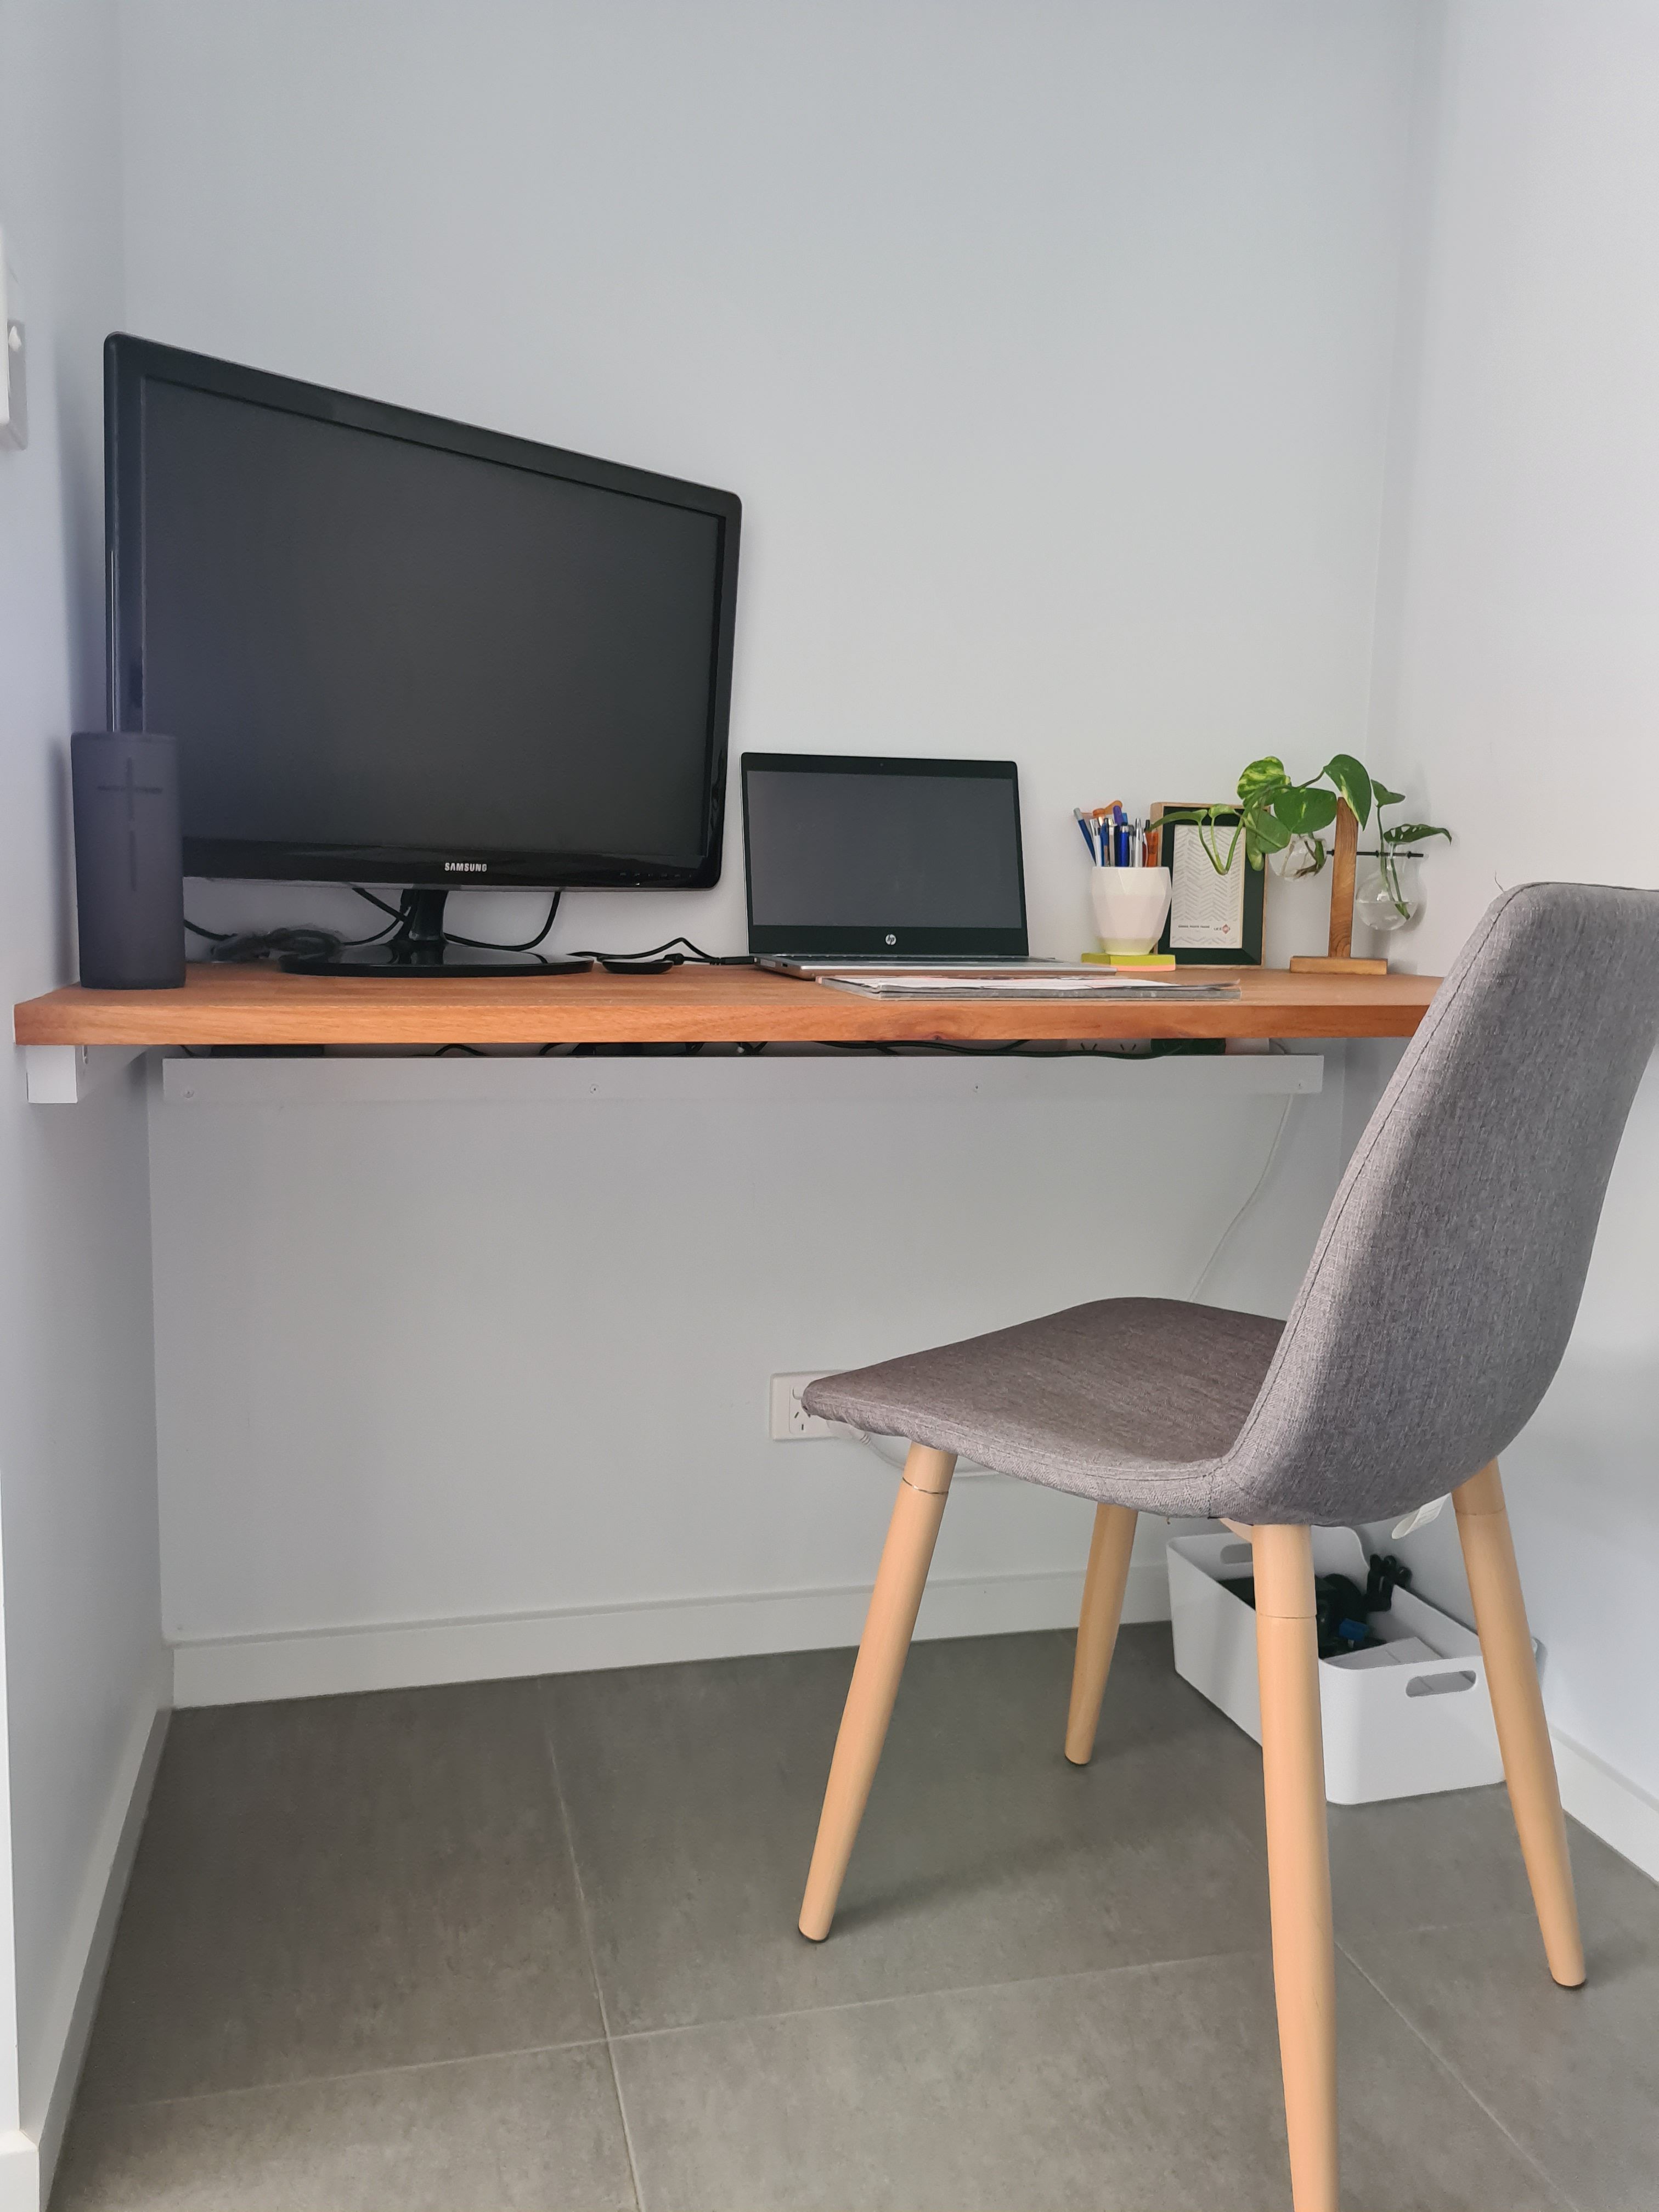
[768,1370,995,1476]
[769,1372,847,1441]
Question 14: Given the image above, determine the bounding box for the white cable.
[1187,1092,1298,1304]
[1391,1494,1448,1538]
[849,1425,910,1470]
[843,1081,1298,1470]
[848,1424,992,1477]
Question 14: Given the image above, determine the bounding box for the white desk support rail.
[20,1043,1325,1107]
[159,1048,1324,1107]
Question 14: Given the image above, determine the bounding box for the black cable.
[199,928,338,964]
[820,1037,1031,1056]
[348,887,404,921]
[442,889,561,953]
[560,937,750,966]
[208,928,345,966]
[817,1039,1138,1058]
[351,884,563,953]
[196,891,755,969]
[270,894,755,969]
[533,1040,708,1057]
[186,913,403,957]
[188,911,403,947]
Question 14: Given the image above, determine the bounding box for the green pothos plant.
[1165,755,1450,921]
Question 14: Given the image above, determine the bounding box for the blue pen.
[1074,810,1098,863]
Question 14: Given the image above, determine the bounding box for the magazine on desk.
[813,969,1242,1002]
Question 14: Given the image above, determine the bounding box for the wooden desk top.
[13,962,1440,1048]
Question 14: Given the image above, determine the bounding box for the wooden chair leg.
[1253,1523,1339,2212]
[1064,1503,1138,1764]
[1454,1462,1585,1987]
[798,1443,956,1942]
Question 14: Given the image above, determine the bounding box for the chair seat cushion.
[802,1296,1284,1516]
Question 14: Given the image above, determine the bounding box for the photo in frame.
[1148,803,1265,965]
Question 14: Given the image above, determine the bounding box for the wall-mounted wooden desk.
[14,961,1439,1053]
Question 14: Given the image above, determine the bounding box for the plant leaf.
[1272,785,1338,835]
[1244,804,1293,863]
[1382,822,1452,847]
[1237,756,1288,803]
[1372,781,1405,809]
[1323,753,1373,829]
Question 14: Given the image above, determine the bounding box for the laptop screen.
[742,754,1028,957]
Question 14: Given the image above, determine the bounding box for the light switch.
[1,227,27,450]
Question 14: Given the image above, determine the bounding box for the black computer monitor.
[104,336,741,969]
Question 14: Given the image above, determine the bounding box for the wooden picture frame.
[1149,803,1265,966]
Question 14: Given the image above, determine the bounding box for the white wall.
[121,0,1425,962]
[114,0,1432,1690]
[151,1054,1339,1699]
[0,1,168,2197]
[1364,0,1659,1817]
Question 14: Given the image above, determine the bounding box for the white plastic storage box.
[1167,1528,1504,1804]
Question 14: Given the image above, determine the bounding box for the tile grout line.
[74,2034,616,2121]
[1336,1934,1581,2212]
[602,1936,1277,2049]
[537,1683,647,2212]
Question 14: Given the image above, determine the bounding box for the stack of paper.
[814,970,1242,1002]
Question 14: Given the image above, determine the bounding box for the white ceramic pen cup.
[1090,865,1172,957]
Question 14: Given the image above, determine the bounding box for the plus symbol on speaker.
[98,755,166,890]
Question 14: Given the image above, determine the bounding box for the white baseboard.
[173,1557,1173,1707]
[25,1658,171,2212]
[0,2135,38,2212]
[1553,1727,1659,1883]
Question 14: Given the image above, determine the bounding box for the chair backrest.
[1223,882,1659,1524]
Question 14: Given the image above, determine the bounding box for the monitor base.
[280,952,591,978]
[277,886,586,978]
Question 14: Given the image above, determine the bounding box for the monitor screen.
[106,338,741,887]
[742,754,1028,957]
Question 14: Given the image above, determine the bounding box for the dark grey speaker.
[71,731,186,989]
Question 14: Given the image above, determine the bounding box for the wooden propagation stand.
[1288,798,1386,978]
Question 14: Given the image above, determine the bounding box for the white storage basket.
[1167,1527,1504,1804]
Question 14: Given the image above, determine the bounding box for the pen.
[1074,809,1098,863]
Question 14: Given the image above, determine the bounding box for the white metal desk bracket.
[23,1043,146,1105]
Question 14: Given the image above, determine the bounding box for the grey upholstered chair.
[798,883,1659,2212]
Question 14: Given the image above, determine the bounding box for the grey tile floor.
[53,1627,1659,2211]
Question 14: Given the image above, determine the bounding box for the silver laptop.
[741,752,1081,974]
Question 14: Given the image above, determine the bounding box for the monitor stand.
[279,888,590,978]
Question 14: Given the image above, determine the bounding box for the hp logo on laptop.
[885,933,896,945]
